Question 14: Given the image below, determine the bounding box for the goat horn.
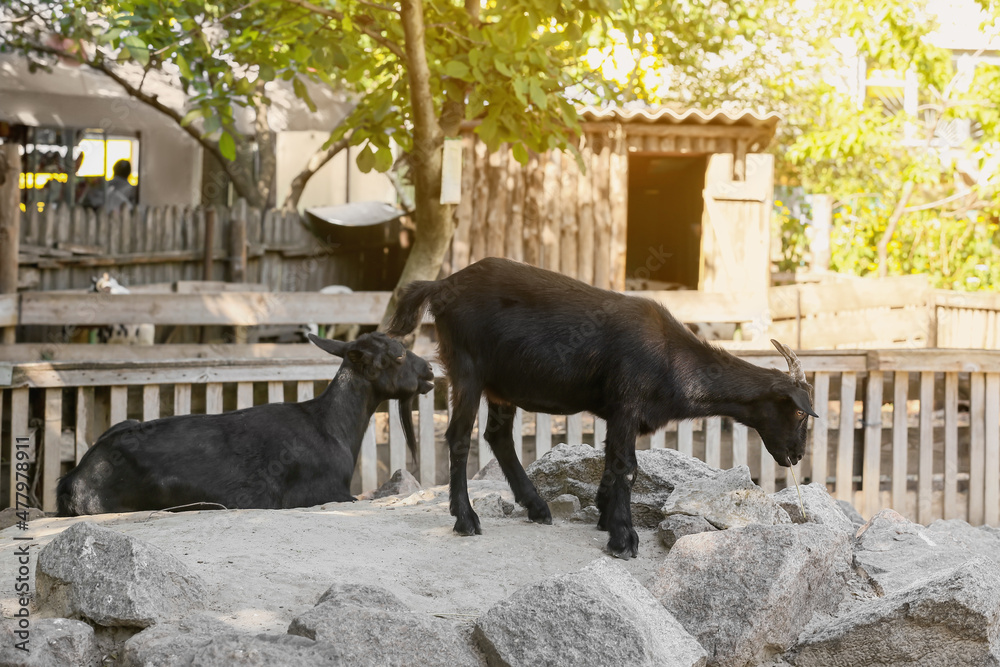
[771,339,806,383]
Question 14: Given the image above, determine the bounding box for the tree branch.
[280,0,406,60]
[282,134,351,211]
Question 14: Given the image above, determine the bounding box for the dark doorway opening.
[625,154,707,290]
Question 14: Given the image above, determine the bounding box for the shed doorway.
[625,154,707,290]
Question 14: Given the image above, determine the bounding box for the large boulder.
[0,618,100,667]
[852,509,1000,596]
[525,443,717,527]
[790,558,1000,666]
[473,558,707,667]
[771,482,856,537]
[657,515,718,550]
[35,522,206,629]
[661,466,791,529]
[650,524,852,667]
[369,469,422,500]
[121,616,341,667]
[288,583,479,666]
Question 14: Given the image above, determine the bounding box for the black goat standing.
[57,333,434,516]
[387,258,818,558]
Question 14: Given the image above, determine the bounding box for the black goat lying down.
[57,333,434,516]
[387,257,818,559]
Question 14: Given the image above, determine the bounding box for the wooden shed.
[446,106,780,314]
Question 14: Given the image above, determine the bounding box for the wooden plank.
[650,427,665,450]
[768,308,931,350]
[769,275,931,320]
[513,408,523,461]
[268,381,284,404]
[42,388,62,512]
[970,373,986,525]
[206,382,224,414]
[862,371,883,518]
[891,371,910,517]
[592,135,612,289]
[629,290,762,324]
[506,149,525,263]
[419,388,435,486]
[918,371,935,525]
[9,388,29,508]
[236,382,254,410]
[389,399,407,472]
[142,384,160,422]
[485,148,507,259]
[559,151,578,279]
[470,140,489,263]
[732,422,748,467]
[577,139,594,285]
[450,135,476,272]
[535,412,551,459]
[759,429,775,494]
[18,292,398,326]
[522,151,543,269]
[678,419,693,457]
[986,373,1000,526]
[296,380,314,402]
[360,414,377,494]
[541,151,561,272]
[110,385,128,425]
[836,372,857,503]
[593,416,606,451]
[0,342,344,363]
[705,417,722,468]
[811,372,830,489]
[567,413,583,446]
[174,383,192,416]
[0,294,17,327]
[944,372,959,519]
[75,387,93,464]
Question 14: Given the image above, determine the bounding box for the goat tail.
[386,280,438,337]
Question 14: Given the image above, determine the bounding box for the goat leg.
[446,393,481,536]
[601,423,640,558]
[485,402,551,525]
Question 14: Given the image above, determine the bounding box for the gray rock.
[852,509,1000,596]
[472,458,506,481]
[771,482,856,536]
[121,616,341,667]
[650,524,852,667]
[35,522,206,629]
[474,558,707,667]
[0,618,100,667]
[658,515,718,549]
[315,583,410,612]
[288,584,478,667]
[572,505,601,523]
[0,507,45,531]
[661,466,791,530]
[369,469,422,500]
[526,443,717,527]
[837,499,866,529]
[548,494,581,520]
[472,492,514,518]
[791,558,1000,666]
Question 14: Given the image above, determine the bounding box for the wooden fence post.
[0,140,21,343]
[202,206,216,281]
[230,199,248,283]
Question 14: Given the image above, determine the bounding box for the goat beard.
[398,395,419,464]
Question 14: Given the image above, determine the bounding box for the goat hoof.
[528,504,552,525]
[453,512,482,536]
[607,528,640,559]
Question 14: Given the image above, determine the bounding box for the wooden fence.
[15,202,405,293]
[3,349,999,527]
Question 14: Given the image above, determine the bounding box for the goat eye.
[396,354,405,363]
[795,410,805,418]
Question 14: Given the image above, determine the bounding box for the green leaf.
[374,146,394,172]
[292,77,317,112]
[218,131,236,161]
[511,143,529,165]
[203,114,221,135]
[176,53,193,79]
[529,79,547,110]
[180,108,203,127]
[444,60,470,80]
[123,35,149,67]
[356,145,376,173]
[494,56,513,77]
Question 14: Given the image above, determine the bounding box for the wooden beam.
[0,143,19,343]
[0,294,16,327]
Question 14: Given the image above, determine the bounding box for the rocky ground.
[2,444,1000,666]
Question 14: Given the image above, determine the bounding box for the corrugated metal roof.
[578,106,780,128]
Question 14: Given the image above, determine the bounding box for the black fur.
[56,332,434,516]
[387,257,816,559]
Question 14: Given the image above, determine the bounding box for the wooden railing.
[3,349,999,526]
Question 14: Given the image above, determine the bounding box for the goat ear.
[785,385,819,418]
[307,333,348,358]
[346,348,372,366]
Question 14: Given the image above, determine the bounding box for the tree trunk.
[0,143,20,343]
[380,0,454,330]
